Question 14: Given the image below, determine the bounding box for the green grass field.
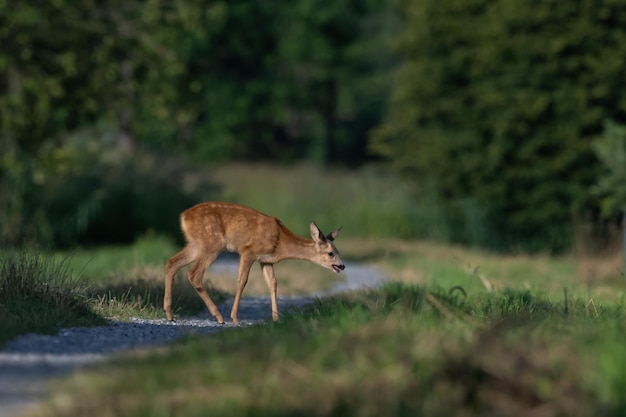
[3,236,623,417]
[2,163,625,416]
[27,279,626,417]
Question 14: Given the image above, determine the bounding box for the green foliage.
[0,0,197,150]
[0,0,398,248]
[213,164,430,239]
[0,250,105,345]
[0,129,219,247]
[371,0,626,251]
[592,120,626,216]
[1,0,394,165]
[157,0,396,164]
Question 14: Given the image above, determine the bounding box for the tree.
[592,121,626,217]
[0,0,219,246]
[0,0,226,152]
[1,0,394,165]
[159,0,395,164]
[371,0,626,251]
[592,121,626,272]
[275,0,396,164]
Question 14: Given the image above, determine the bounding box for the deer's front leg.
[230,256,255,325]
[261,263,279,321]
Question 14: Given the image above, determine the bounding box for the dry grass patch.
[343,237,625,304]
[89,264,226,320]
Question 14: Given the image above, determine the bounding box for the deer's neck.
[279,235,316,262]
[270,223,316,263]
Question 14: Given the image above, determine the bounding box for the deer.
[164,202,345,324]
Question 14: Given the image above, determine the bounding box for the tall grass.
[0,250,105,345]
[0,245,228,344]
[212,163,431,239]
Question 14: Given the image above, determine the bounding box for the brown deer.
[164,202,344,324]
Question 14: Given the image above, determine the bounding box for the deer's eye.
[328,252,335,257]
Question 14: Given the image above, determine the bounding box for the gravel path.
[0,260,385,417]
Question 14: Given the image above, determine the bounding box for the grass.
[6,238,624,416]
[0,240,227,344]
[26,283,626,417]
[211,163,424,239]
[341,237,625,306]
[0,250,106,344]
[53,235,182,283]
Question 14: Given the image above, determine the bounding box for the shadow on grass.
[88,275,228,319]
[0,298,106,345]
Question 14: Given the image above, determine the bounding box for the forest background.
[1,0,626,254]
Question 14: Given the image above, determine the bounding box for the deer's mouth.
[332,264,345,273]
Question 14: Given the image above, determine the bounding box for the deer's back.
[180,202,281,254]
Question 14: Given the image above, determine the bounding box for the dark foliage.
[372,0,626,252]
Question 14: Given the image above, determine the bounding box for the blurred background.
[1,0,625,255]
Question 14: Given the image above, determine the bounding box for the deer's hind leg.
[187,245,224,324]
[164,244,197,321]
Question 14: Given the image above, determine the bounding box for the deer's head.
[310,221,345,273]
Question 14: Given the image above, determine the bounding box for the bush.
[0,128,219,248]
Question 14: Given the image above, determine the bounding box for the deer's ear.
[325,226,342,242]
[310,221,326,244]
